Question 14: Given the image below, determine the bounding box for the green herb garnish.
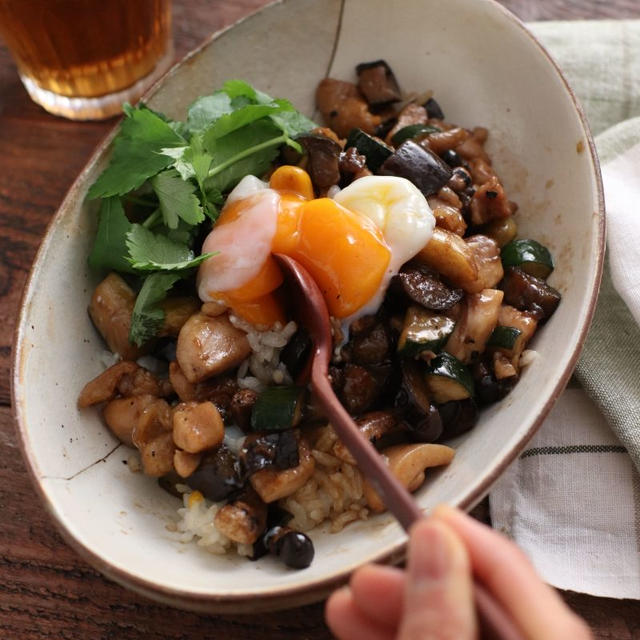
[87,81,315,347]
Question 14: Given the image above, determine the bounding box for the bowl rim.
[11,0,606,614]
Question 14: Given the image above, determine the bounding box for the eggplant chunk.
[350,321,392,365]
[168,361,238,417]
[176,312,251,383]
[230,389,259,431]
[502,267,561,322]
[78,360,138,408]
[444,289,504,364]
[437,398,479,440]
[214,487,268,545]
[89,273,142,360]
[472,359,517,406]
[298,133,342,189]
[240,431,300,476]
[416,227,478,290]
[379,141,452,197]
[395,361,443,443]
[186,445,243,502]
[250,438,315,503]
[465,235,504,293]
[339,364,380,415]
[393,263,464,311]
[424,97,445,120]
[356,59,402,105]
[364,443,455,512]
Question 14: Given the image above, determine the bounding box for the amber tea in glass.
[0,0,173,119]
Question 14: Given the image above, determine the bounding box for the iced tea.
[0,0,172,118]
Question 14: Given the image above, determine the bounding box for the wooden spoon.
[275,253,524,640]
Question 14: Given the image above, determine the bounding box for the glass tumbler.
[0,0,173,120]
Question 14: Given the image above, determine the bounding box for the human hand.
[325,505,592,640]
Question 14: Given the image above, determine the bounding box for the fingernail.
[409,522,451,581]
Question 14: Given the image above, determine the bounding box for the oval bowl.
[12,0,604,613]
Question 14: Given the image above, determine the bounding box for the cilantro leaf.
[126,224,214,271]
[270,107,316,139]
[203,102,291,142]
[88,197,136,273]
[221,79,260,101]
[88,104,186,199]
[204,119,284,193]
[150,168,204,229]
[129,272,181,346]
[187,92,233,131]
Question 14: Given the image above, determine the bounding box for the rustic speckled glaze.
[12,0,604,613]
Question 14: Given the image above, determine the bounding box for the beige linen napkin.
[489,20,640,599]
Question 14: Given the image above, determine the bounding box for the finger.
[325,586,396,640]
[349,564,405,629]
[433,505,592,640]
[398,519,477,640]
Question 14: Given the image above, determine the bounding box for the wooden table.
[2,1,640,637]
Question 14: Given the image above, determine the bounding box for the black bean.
[264,526,315,569]
[440,149,464,168]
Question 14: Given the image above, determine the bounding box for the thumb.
[397,519,477,640]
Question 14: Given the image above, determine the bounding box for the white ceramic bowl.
[13,0,604,613]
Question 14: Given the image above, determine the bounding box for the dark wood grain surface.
[2,1,640,638]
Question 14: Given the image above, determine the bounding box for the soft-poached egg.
[197,167,435,326]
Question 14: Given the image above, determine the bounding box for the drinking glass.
[0,0,173,120]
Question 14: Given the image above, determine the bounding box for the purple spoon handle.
[275,254,524,640]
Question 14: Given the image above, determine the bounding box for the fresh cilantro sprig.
[87,80,316,347]
[126,225,216,271]
[129,272,182,346]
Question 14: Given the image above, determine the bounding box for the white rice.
[171,488,236,555]
[99,349,120,369]
[171,320,371,553]
[519,349,539,368]
[282,425,369,534]
[229,314,297,391]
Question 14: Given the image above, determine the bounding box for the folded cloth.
[490,389,640,599]
[489,20,640,599]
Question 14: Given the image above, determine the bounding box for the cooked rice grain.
[282,425,369,533]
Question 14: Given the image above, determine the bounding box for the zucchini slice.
[487,326,522,350]
[250,386,305,432]
[501,239,554,279]
[426,353,474,403]
[345,128,393,172]
[391,124,441,147]
[398,306,456,357]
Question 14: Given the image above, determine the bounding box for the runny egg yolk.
[197,166,434,326]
